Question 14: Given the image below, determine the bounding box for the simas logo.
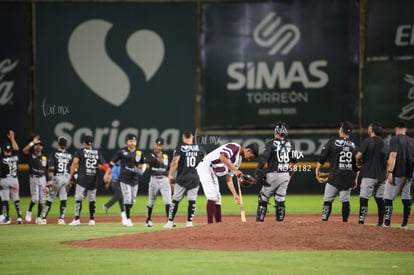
[227,11,329,92]
[253,12,300,56]
[0,59,19,106]
[68,19,164,107]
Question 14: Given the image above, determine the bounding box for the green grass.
[0,195,412,274]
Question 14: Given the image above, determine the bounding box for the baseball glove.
[238,174,257,187]
[316,172,330,184]
[253,172,269,186]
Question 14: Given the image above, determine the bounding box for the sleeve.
[389,136,398,153]
[220,143,240,160]
[255,142,272,171]
[318,139,332,165]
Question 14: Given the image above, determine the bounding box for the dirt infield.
[63,214,414,251]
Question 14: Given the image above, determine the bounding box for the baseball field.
[1,194,413,274]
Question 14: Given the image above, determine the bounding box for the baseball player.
[383,121,414,229]
[40,136,73,224]
[105,134,146,227]
[355,123,389,226]
[254,122,298,222]
[22,135,48,224]
[164,130,205,228]
[68,135,110,226]
[0,130,23,224]
[315,121,359,222]
[145,137,171,227]
[196,142,258,224]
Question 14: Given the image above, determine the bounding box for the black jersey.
[48,150,73,177]
[147,151,169,177]
[319,137,358,190]
[111,147,146,185]
[358,137,388,180]
[0,151,19,178]
[174,143,205,188]
[74,148,107,188]
[256,138,298,173]
[25,150,48,177]
[389,134,414,178]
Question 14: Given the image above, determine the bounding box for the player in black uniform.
[383,121,414,229]
[254,122,298,222]
[0,130,23,224]
[315,121,359,222]
[106,134,146,227]
[68,135,109,226]
[22,135,48,224]
[145,137,171,227]
[42,136,73,224]
[355,123,388,226]
[164,130,205,228]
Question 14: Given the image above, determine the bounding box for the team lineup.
[0,121,412,229]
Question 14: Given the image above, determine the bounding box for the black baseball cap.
[340,121,353,134]
[58,136,67,147]
[83,135,93,145]
[126,134,137,141]
[155,137,164,145]
[396,121,407,129]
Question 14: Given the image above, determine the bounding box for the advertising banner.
[0,3,31,146]
[200,0,358,130]
[363,61,414,128]
[366,0,414,57]
[35,2,197,158]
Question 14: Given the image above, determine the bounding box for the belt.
[4,176,17,178]
[151,175,166,179]
[30,175,44,178]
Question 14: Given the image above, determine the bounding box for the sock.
[359,198,369,224]
[168,200,178,221]
[402,199,411,226]
[322,201,332,221]
[3,201,9,219]
[125,204,132,219]
[215,204,222,222]
[74,200,82,220]
[384,199,393,226]
[14,200,22,218]
[187,200,195,222]
[60,200,67,219]
[342,201,350,222]
[37,202,43,218]
[375,197,384,225]
[43,201,52,219]
[165,204,170,220]
[206,200,216,223]
[146,206,153,222]
[89,201,96,220]
[28,201,35,212]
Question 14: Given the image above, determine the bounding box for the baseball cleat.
[163,221,174,229]
[35,217,42,224]
[125,219,133,227]
[400,225,408,230]
[58,219,65,225]
[69,219,81,226]
[25,211,32,223]
[0,218,11,225]
[88,220,96,226]
[186,221,193,227]
[17,217,23,224]
[145,220,153,227]
[102,204,108,214]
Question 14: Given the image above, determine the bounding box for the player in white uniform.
[196,142,258,223]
